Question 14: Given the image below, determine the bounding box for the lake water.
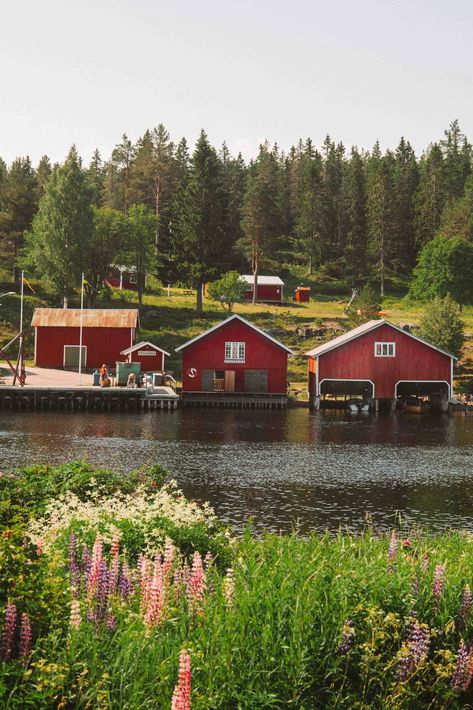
[2,409,473,534]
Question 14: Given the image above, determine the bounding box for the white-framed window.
[224,341,245,363]
[374,342,396,357]
[129,271,137,284]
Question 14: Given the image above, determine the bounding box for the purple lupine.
[451,640,473,691]
[119,561,132,598]
[397,619,431,682]
[81,544,91,575]
[338,619,355,654]
[387,530,398,567]
[433,564,445,598]
[68,532,78,570]
[19,612,32,662]
[107,612,117,631]
[0,603,17,661]
[457,585,473,630]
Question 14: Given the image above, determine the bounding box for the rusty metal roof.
[31,308,139,329]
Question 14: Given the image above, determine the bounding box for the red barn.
[241,275,285,302]
[32,308,139,369]
[120,341,170,372]
[307,320,456,410]
[175,314,293,398]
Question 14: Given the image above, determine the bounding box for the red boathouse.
[175,314,293,405]
[32,308,139,369]
[306,319,456,410]
[120,341,170,372]
[241,275,285,303]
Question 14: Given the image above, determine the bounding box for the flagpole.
[20,270,24,336]
[78,273,84,385]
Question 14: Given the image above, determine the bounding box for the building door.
[201,369,214,391]
[244,369,268,392]
[63,345,87,369]
[224,370,235,392]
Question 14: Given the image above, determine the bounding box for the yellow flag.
[83,278,92,287]
[23,277,35,294]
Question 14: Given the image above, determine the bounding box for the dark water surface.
[1,409,473,533]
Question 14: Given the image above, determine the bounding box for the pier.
[181,392,287,409]
[0,386,178,411]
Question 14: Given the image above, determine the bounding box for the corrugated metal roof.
[306,319,457,360]
[240,275,285,286]
[175,314,294,354]
[121,341,170,356]
[31,308,139,329]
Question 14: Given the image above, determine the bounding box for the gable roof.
[120,341,170,357]
[32,308,139,329]
[175,314,294,354]
[240,275,285,286]
[305,319,457,360]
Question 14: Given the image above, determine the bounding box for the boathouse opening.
[318,378,374,408]
[395,380,450,411]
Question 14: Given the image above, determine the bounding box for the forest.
[0,119,472,312]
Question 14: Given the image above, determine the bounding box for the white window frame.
[374,341,396,358]
[224,341,245,363]
[129,271,137,284]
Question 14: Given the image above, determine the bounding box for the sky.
[1,0,473,166]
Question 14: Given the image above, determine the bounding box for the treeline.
[0,120,472,310]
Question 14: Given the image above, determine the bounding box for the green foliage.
[418,295,465,359]
[121,204,157,307]
[345,284,381,326]
[207,270,246,312]
[410,235,473,306]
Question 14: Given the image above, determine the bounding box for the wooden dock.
[0,386,178,411]
[181,392,287,409]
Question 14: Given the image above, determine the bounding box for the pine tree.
[414,143,445,247]
[171,130,229,314]
[295,144,323,272]
[87,150,105,207]
[341,147,367,285]
[240,142,283,304]
[441,120,472,205]
[366,146,396,295]
[0,157,38,261]
[35,155,52,202]
[320,137,345,269]
[440,173,473,240]
[392,138,419,274]
[219,143,246,270]
[104,134,134,212]
[122,205,157,307]
[23,147,93,303]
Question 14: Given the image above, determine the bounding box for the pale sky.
[1,0,472,167]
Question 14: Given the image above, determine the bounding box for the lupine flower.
[458,585,472,629]
[144,560,163,628]
[388,530,398,565]
[0,603,17,661]
[171,649,191,710]
[204,551,213,569]
[19,613,32,661]
[68,532,78,570]
[119,561,132,598]
[223,568,235,608]
[433,564,445,598]
[338,619,355,654]
[451,640,473,692]
[187,552,206,615]
[87,535,104,603]
[70,599,81,629]
[36,538,44,556]
[421,554,429,572]
[81,544,91,575]
[107,612,117,631]
[397,619,430,682]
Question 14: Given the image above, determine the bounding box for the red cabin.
[32,308,139,369]
[106,265,138,291]
[294,286,311,303]
[306,320,456,410]
[176,314,293,401]
[241,275,285,303]
[120,341,170,372]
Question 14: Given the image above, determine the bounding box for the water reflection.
[1,409,473,533]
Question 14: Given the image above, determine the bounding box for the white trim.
[318,377,376,398]
[451,359,454,397]
[394,380,451,399]
[121,341,170,357]
[315,355,319,399]
[306,319,457,361]
[374,341,396,357]
[63,344,87,368]
[175,314,294,354]
[34,327,37,365]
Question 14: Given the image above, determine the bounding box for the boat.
[402,397,429,414]
[347,399,370,413]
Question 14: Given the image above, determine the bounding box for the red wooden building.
[32,308,139,369]
[241,275,285,302]
[306,319,456,409]
[175,314,293,400]
[120,341,170,372]
[106,265,138,290]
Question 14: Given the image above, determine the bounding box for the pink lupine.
[458,585,473,629]
[204,551,213,569]
[171,649,191,710]
[387,530,398,564]
[19,613,32,661]
[70,599,81,629]
[140,557,153,613]
[433,564,445,598]
[36,538,44,556]
[87,535,104,602]
[0,603,17,661]
[187,552,206,615]
[144,560,164,628]
[163,538,175,579]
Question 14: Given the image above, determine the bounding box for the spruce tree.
[0,157,38,261]
[341,147,367,285]
[414,143,445,247]
[366,146,396,295]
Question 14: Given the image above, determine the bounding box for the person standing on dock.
[100,364,108,386]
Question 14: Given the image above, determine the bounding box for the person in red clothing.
[100,364,108,386]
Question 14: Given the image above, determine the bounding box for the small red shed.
[241,275,285,302]
[175,314,293,395]
[106,265,138,291]
[120,341,170,372]
[294,286,311,303]
[32,308,139,369]
[306,319,456,409]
